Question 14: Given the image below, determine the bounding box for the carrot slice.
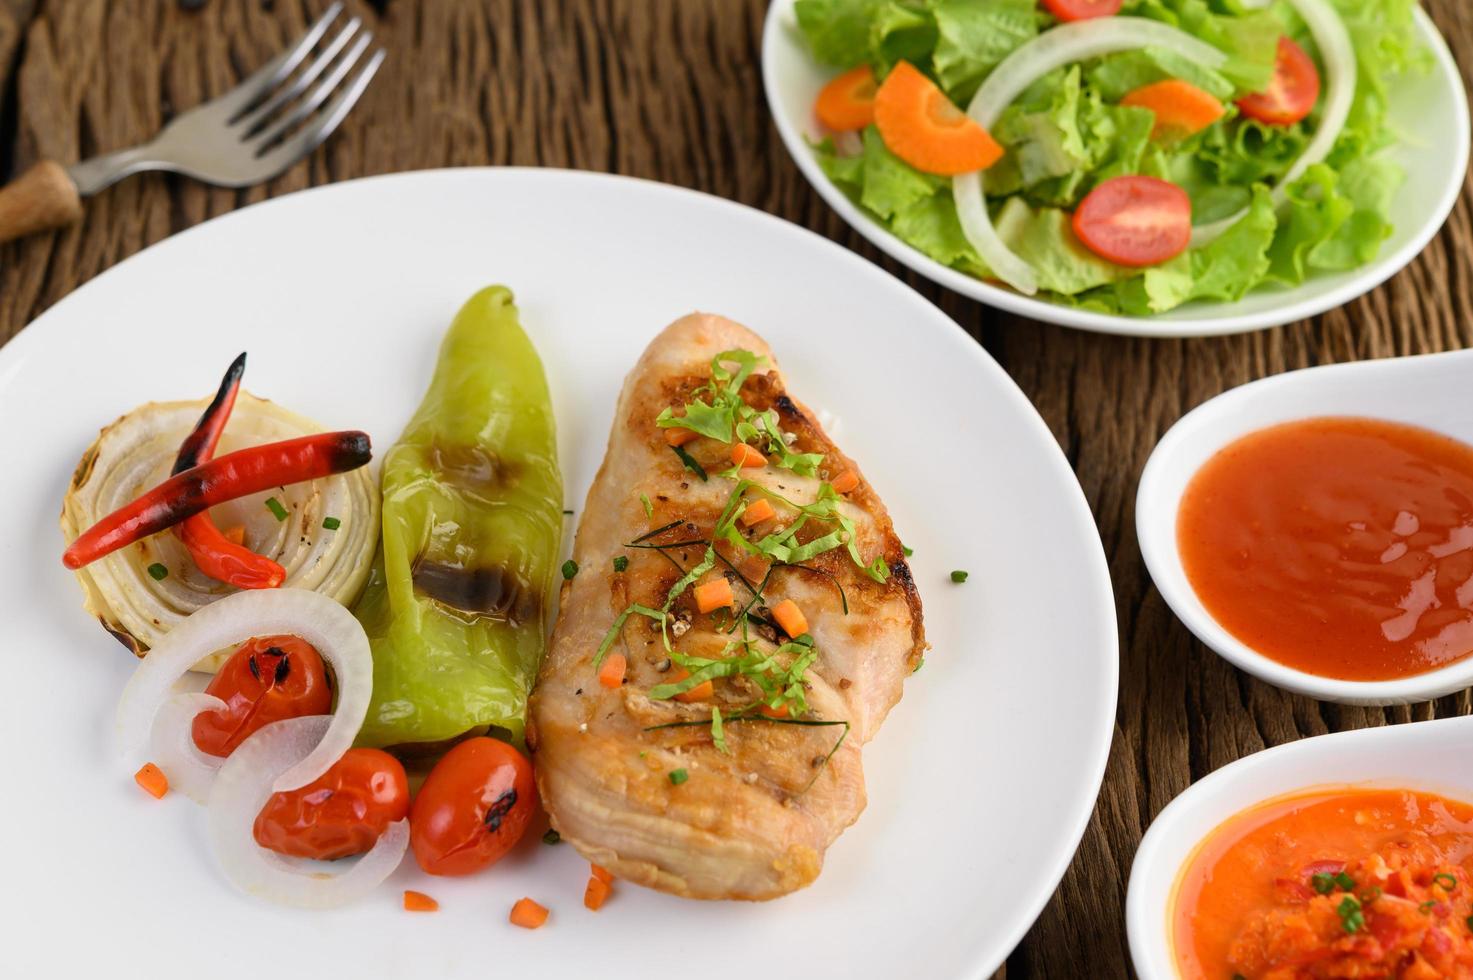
[591,864,614,884]
[1119,79,1225,138]
[874,61,1003,176]
[816,65,878,132]
[730,443,766,468]
[830,470,860,494]
[741,498,776,526]
[669,668,715,703]
[403,890,439,912]
[510,897,549,929]
[665,427,699,447]
[584,876,612,910]
[771,599,809,639]
[694,577,735,613]
[598,652,627,689]
[134,762,168,799]
[222,524,247,546]
[759,702,790,719]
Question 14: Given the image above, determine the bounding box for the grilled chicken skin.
[527,313,925,900]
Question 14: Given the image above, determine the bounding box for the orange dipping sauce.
[1178,417,1473,681]
[1174,787,1473,979]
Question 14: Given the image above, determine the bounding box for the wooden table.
[4,1,1470,975]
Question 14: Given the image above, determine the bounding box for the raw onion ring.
[207,715,408,908]
[1190,0,1356,245]
[116,588,372,793]
[952,18,1229,294]
[150,692,228,803]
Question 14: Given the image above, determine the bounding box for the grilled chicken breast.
[527,313,925,900]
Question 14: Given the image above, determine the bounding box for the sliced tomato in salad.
[253,748,409,861]
[1237,36,1320,126]
[191,634,333,757]
[1041,0,1123,22]
[410,736,537,876]
[1071,176,1192,267]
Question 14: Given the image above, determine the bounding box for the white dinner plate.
[762,0,1470,338]
[0,169,1116,980]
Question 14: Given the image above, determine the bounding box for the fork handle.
[0,161,83,245]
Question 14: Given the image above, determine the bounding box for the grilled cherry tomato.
[410,737,536,876]
[253,748,409,860]
[191,635,333,757]
[1237,37,1320,126]
[1071,175,1192,267]
[1041,0,1122,22]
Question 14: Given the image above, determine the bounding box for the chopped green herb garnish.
[322,516,341,531]
[1337,895,1364,934]
[641,494,653,519]
[671,443,708,481]
[1466,914,1473,933]
[1436,873,1459,891]
[613,555,629,573]
[902,545,914,557]
[541,829,561,845]
[668,768,688,786]
[950,569,969,583]
[146,563,168,581]
[1313,871,1355,895]
[265,496,289,521]
[561,559,579,580]
[1421,900,1439,913]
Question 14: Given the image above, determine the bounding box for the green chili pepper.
[354,286,563,748]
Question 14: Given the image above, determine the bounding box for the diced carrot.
[403,890,439,912]
[741,498,777,526]
[584,875,612,911]
[134,762,168,799]
[1120,79,1225,139]
[598,652,627,689]
[694,577,735,613]
[223,524,246,546]
[591,863,615,884]
[830,470,860,494]
[730,443,766,468]
[759,702,790,719]
[815,65,878,132]
[669,668,714,703]
[665,427,699,447]
[771,599,809,639]
[510,897,549,929]
[874,61,1003,176]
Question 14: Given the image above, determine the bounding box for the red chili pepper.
[169,354,287,590]
[63,431,371,570]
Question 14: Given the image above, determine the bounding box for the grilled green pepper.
[354,286,562,748]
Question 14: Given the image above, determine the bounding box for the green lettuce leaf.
[794,0,886,67]
[930,0,1041,102]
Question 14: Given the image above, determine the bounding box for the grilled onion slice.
[60,392,379,669]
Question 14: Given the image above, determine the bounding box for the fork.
[0,2,383,245]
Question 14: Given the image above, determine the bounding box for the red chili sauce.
[1177,417,1473,681]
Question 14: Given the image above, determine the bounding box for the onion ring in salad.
[149,692,229,803]
[207,715,409,908]
[116,588,372,794]
[1190,0,1356,246]
[953,18,1228,295]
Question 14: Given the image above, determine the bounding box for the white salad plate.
[1126,713,1473,978]
[761,0,1470,338]
[0,169,1117,980]
[1138,347,1473,704]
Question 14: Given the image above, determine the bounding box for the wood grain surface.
[2,1,1470,975]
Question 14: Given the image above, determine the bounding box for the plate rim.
[0,166,1120,980]
[760,0,1471,339]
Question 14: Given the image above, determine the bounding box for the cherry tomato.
[410,737,536,876]
[1071,175,1192,267]
[191,635,333,757]
[1236,37,1320,126]
[253,748,409,860]
[1041,0,1122,22]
